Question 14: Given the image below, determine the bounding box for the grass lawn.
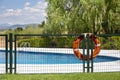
[0,72,120,80]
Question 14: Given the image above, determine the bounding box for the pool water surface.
[0,50,120,64]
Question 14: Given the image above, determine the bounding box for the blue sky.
[0,0,48,25]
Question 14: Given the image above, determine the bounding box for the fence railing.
[0,33,120,74]
[0,34,8,74]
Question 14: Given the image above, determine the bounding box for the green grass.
[0,72,120,80]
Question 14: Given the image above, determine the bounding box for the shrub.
[17,36,120,49]
[100,36,120,49]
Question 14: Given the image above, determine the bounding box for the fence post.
[82,35,85,72]
[86,34,90,73]
[91,35,94,72]
[14,35,17,74]
[9,33,13,74]
[82,33,94,73]
[5,35,8,73]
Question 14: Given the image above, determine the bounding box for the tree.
[45,0,120,34]
[38,21,45,28]
[102,0,120,34]
[15,27,23,32]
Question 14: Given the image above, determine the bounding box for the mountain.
[9,24,27,29]
[0,23,38,30]
[0,23,11,30]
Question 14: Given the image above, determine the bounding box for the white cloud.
[16,9,22,13]
[6,9,14,12]
[24,2,30,7]
[35,1,48,9]
[0,1,48,24]
[23,6,40,13]
[23,6,31,10]
[3,8,22,17]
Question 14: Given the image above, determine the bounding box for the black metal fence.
[0,33,120,74]
[0,34,8,74]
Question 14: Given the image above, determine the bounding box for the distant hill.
[0,23,38,30]
[0,23,11,30]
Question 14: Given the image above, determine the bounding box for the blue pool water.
[0,50,120,64]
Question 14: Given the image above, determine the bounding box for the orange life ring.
[73,34,101,60]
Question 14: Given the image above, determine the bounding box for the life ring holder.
[73,33,101,60]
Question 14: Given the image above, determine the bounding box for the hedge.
[17,36,120,49]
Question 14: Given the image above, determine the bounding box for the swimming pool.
[0,50,120,64]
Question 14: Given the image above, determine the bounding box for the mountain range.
[0,23,38,30]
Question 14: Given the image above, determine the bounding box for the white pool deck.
[0,48,120,74]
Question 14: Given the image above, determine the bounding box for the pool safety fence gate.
[0,33,120,74]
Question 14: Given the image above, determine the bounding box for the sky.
[0,0,48,25]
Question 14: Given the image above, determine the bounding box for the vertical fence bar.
[91,35,94,72]
[14,35,16,74]
[83,34,88,72]
[82,33,94,73]
[82,35,85,72]
[5,35,8,73]
[86,34,90,73]
[9,33,13,74]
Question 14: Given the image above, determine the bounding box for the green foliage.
[45,0,120,34]
[4,24,44,34]
[100,36,120,49]
[18,38,45,47]
[17,36,75,48]
[15,27,23,32]
[38,21,45,28]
